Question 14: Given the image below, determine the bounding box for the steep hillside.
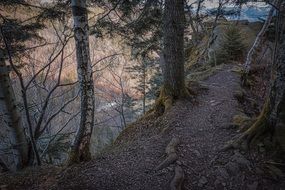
[1,18,284,190]
[1,63,284,190]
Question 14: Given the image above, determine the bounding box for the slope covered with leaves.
[1,19,285,190]
[1,62,284,189]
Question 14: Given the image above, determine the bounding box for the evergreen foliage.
[211,25,246,65]
[91,1,162,59]
[126,55,161,114]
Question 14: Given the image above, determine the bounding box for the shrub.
[211,25,246,65]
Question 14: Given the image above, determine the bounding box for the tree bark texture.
[0,53,28,169]
[162,0,186,99]
[68,0,95,164]
[244,0,277,73]
[268,3,285,150]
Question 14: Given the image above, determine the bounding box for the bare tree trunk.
[232,3,285,150]
[272,45,285,151]
[195,0,205,33]
[162,0,186,99]
[1,27,41,167]
[142,63,146,114]
[269,4,285,150]
[119,77,127,129]
[244,0,277,73]
[0,52,28,169]
[185,4,198,44]
[68,0,95,164]
[205,0,229,62]
[154,0,188,115]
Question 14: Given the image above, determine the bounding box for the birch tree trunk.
[234,2,285,151]
[68,0,95,164]
[244,0,277,73]
[0,52,28,169]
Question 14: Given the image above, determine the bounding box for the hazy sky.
[188,0,269,8]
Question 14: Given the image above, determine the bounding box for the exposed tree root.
[170,165,184,190]
[155,154,178,171]
[153,85,191,116]
[155,137,180,171]
[165,138,180,155]
[67,142,92,166]
[240,69,257,89]
[154,86,174,116]
[224,100,270,150]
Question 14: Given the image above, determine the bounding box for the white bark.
[0,52,28,169]
[69,0,95,164]
[244,1,277,73]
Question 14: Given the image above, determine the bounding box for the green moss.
[225,99,270,150]
[234,89,246,104]
[153,85,173,115]
[244,99,270,144]
[232,114,254,132]
[231,65,244,74]
[186,64,224,82]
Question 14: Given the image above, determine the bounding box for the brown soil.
[1,64,284,190]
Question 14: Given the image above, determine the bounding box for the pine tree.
[127,55,161,114]
[222,25,246,61]
[154,0,188,114]
[212,25,246,65]
[229,1,285,151]
[0,1,46,169]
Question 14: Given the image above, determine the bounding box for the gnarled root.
[170,165,184,190]
[155,153,178,171]
[224,100,270,150]
[155,137,180,170]
[154,85,191,116]
[154,86,174,116]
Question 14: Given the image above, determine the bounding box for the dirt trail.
[49,65,284,190]
[173,65,256,189]
[2,64,284,190]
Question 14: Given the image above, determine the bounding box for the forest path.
[14,64,282,190]
[170,64,249,189]
[164,64,283,190]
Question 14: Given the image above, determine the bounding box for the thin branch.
[38,91,80,137]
